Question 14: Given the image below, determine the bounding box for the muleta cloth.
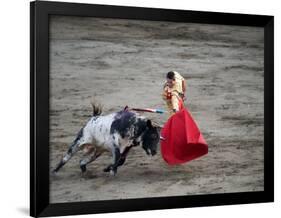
[160,108,208,165]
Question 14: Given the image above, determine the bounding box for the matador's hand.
[179,93,186,101]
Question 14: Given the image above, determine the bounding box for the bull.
[52,104,160,176]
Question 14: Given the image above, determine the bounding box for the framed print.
[30,1,274,217]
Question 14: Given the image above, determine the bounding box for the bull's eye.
[151,134,157,139]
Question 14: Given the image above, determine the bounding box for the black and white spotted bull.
[52,104,160,176]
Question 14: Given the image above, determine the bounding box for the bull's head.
[141,120,160,156]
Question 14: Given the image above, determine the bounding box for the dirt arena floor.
[49,16,264,203]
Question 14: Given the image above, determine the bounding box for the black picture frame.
[30,1,274,217]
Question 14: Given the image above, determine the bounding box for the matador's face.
[166,78,176,88]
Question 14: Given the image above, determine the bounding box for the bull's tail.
[52,128,83,174]
[90,100,102,116]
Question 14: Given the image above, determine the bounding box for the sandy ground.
[49,16,264,203]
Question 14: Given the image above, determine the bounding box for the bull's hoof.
[104,165,117,176]
[110,169,116,176]
[103,166,111,172]
[80,164,87,173]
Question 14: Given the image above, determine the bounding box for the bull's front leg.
[117,145,132,167]
[103,145,132,174]
[106,145,121,176]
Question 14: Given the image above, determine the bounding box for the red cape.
[160,108,208,165]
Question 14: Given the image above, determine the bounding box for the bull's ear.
[147,119,153,129]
